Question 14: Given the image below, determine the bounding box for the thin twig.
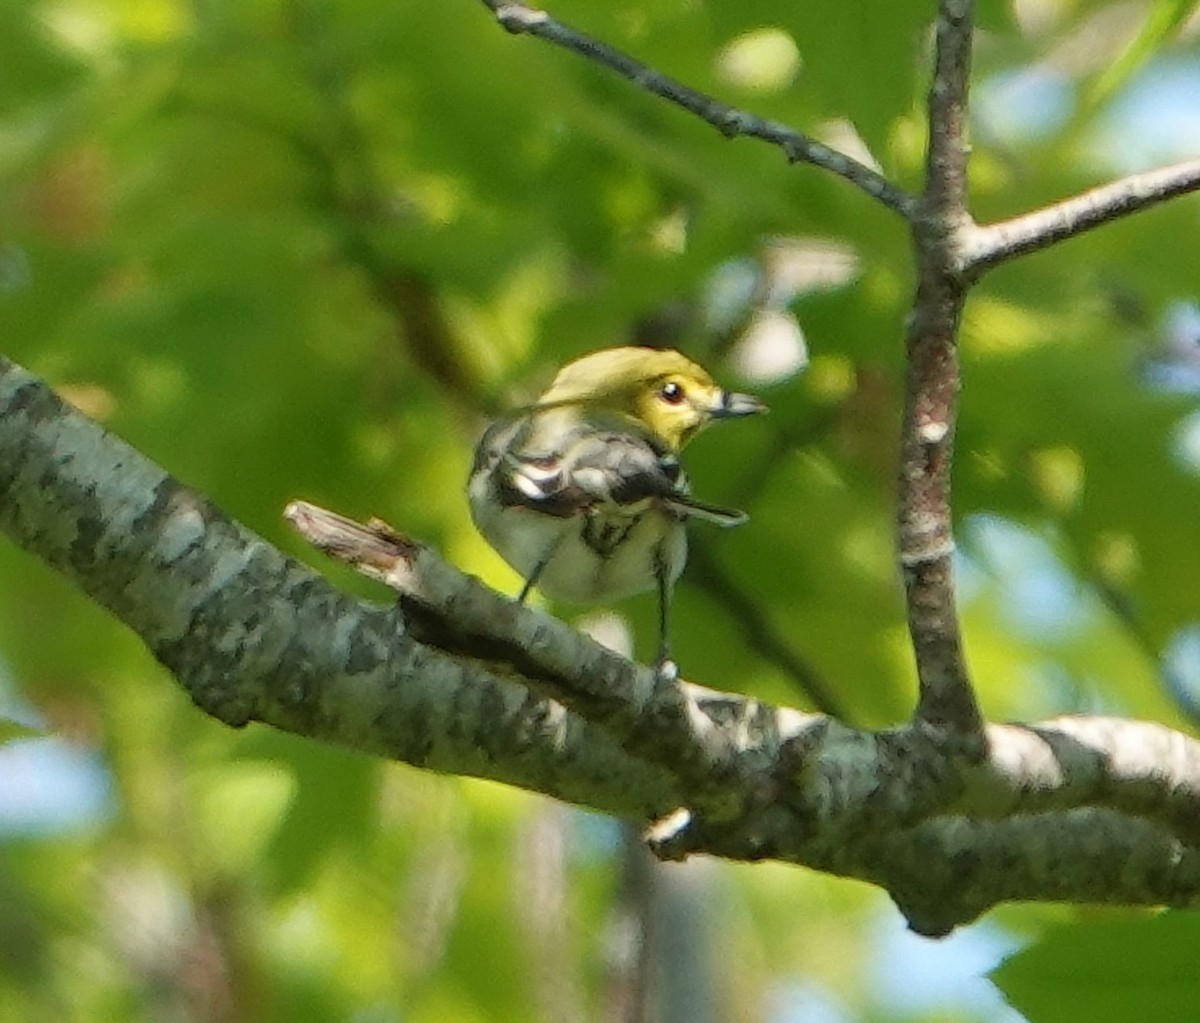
[686,542,846,719]
[1093,577,1200,729]
[477,0,917,218]
[962,159,1200,274]
[897,0,982,739]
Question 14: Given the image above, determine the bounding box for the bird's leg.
[653,545,678,682]
[517,535,564,603]
[517,561,547,604]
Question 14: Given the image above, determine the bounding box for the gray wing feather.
[477,415,748,525]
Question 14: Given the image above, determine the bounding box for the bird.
[468,346,764,677]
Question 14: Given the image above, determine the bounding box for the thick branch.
[8,355,1200,935]
[0,356,675,819]
[652,728,1200,936]
[883,810,1200,938]
[287,500,1200,935]
[477,0,916,218]
[284,502,785,824]
[963,159,1200,274]
[898,0,980,737]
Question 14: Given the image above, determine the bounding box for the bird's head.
[536,347,765,452]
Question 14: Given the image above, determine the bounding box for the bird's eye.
[659,381,685,405]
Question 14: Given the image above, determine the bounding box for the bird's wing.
[572,433,749,526]
[482,419,748,526]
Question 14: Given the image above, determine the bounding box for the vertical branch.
[923,0,973,217]
[899,0,983,739]
[603,825,663,1023]
[516,805,587,1023]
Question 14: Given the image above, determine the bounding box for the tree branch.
[883,810,1200,938]
[963,159,1200,275]
[0,355,676,820]
[285,500,1200,932]
[474,0,980,736]
[923,0,974,217]
[6,352,1200,934]
[897,0,981,738]
[476,0,917,218]
[472,0,1200,771]
[283,502,772,824]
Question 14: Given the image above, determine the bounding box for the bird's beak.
[712,390,767,418]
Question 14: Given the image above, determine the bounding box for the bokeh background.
[4,0,1200,1020]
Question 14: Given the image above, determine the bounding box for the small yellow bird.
[468,346,764,676]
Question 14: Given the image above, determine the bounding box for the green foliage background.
[2,0,1200,1019]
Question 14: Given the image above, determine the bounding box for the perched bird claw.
[655,658,680,683]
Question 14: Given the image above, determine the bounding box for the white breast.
[469,485,686,605]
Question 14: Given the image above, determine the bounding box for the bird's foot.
[654,657,679,683]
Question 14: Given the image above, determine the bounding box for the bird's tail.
[667,495,748,527]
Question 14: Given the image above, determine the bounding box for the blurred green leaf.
[993,912,1200,1023]
[0,2,83,113]
[3,0,1200,1018]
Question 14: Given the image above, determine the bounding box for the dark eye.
[659,381,685,404]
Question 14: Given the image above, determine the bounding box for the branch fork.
[474,0,1200,747]
[4,0,1200,942]
[284,499,1200,936]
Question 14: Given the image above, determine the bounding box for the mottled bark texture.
[6,359,1200,934]
[291,505,1200,938]
[5,0,1200,938]
[0,356,676,819]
